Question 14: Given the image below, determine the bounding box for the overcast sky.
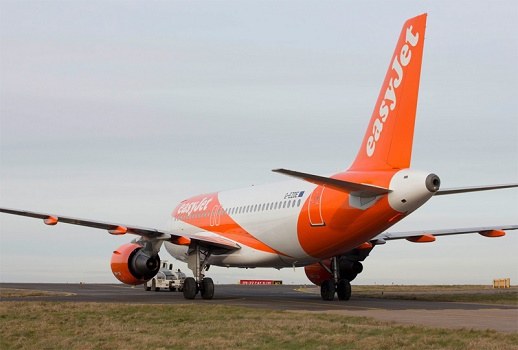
[1,1,517,285]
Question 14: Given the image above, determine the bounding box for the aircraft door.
[308,186,325,226]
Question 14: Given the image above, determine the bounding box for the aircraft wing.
[0,207,240,251]
[371,225,518,244]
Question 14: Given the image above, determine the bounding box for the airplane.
[1,13,517,301]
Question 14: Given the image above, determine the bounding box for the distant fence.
[493,278,510,288]
[240,280,283,285]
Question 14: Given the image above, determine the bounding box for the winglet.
[349,14,427,171]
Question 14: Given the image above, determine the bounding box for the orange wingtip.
[44,216,58,226]
[479,230,506,238]
[406,234,435,243]
[108,226,128,235]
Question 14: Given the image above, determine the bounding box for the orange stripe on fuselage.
[297,170,404,259]
[173,193,280,254]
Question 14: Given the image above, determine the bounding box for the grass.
[1,302,517,350]
[351,285,518,305]
[0,288,73,298]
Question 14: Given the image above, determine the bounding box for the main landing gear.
[183,276,214,300]
[183,244,215,300]
[320,279,352,301]
[320,256,354,301]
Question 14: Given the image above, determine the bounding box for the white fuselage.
[165,169,436,269]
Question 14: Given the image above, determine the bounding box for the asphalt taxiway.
[1,283,517,333]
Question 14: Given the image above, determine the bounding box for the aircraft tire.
[200,277,215,300]
[183,277,197,299]
[320,280,335,301]
[336,279,351,301]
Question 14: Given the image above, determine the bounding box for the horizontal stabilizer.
[436,184,518,196]
[272,168,391,197]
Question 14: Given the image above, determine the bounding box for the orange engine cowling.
[305,257,364,285]
[111,243,160,285]
[304,260,332,286]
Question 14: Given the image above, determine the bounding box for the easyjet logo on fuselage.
[177,197,213,216]
[366,25,420,157]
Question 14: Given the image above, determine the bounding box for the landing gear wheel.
[336,279,351,301]
[200,277,215,300]
[144,283,151,291]
[320,280,335,301]
[183,277,198,299]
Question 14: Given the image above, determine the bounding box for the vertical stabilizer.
[349,14,427,171]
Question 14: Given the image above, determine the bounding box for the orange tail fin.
[349,14,427,171]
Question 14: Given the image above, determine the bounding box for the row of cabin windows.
[175,198,303,221]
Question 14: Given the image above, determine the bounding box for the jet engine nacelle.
[110,243,160,285]
[338,258,363,281]
[304,260,332,286]
[305,257,364,286]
